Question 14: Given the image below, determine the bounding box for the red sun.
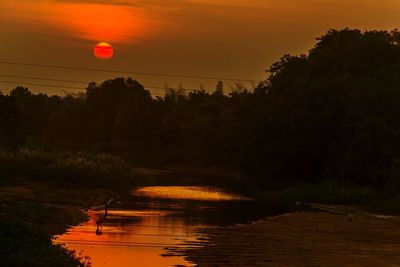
[94,42,113,59]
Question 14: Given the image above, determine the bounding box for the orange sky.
[0,0,399,95]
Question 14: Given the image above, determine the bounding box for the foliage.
[0,149,133,189]
[2,29,400,192]
[245,28,400,189]
[0,216,88,267]
[0,92,23,149]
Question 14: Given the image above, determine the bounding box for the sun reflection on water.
[133,186,252,201]
[53,186,251,267]
[54,207,201,267]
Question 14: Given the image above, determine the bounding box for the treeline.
[2,28,400,190]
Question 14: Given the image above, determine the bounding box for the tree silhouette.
[0,93,22,149]
[3,28,400,190]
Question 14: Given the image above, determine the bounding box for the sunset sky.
[0,0,399,96]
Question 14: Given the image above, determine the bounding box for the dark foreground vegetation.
[0,149,132,188]
[0,205,87,267]
[2,28,400,265]
[0,150,136,267]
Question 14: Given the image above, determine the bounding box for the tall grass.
[0,149,135,189]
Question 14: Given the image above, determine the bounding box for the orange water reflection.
[53,186,252,266]
[134,186,252,201]
[54,208,202,267]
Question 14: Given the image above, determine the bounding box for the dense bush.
[0,149,133,188]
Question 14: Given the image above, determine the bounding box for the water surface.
[54,186,264,267]
[134,186,252,202]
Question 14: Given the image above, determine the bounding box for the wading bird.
[95,199,113,235]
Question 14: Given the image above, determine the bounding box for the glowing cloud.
[56,3,150,44]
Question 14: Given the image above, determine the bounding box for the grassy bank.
[0,149,134,189]
[0,149,138,267]
[0,204,88,267]
[251,180,400,214]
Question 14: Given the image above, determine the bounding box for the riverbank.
[184,205,400,266]
[0,150,139,267]
[0,150,246,267]
[3,153,400,267]
[0,178,118,267]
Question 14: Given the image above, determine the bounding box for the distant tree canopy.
[248,28,400,188]
[0,93,22,149]
[2,28,400,190]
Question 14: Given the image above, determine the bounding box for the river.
[53,186,272,267]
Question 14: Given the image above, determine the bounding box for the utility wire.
[75,223,199,230]
[54,239,205,248]
[54,241,174,248]
[55,240,183,246]
[0,80,84,90]
[65,231,196,238]
[0,74,196,91]
[0,75,218,92]
[0,80,196,98]
[0,74,88,85]
[0,60,261,83]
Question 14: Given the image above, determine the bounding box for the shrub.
[0,149,134,189]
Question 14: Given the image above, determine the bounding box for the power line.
[75,223,199,230]
[0,80,83,90]
[53,239,205,249]
[55,240,183,246]
[0,60,261,83]
[65,231,196,238]
[0,74,88,85]
[0,75,218,92]
[0,80,193,98]
[53,241,174,248]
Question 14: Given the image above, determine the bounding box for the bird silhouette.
[95,199,113,235]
